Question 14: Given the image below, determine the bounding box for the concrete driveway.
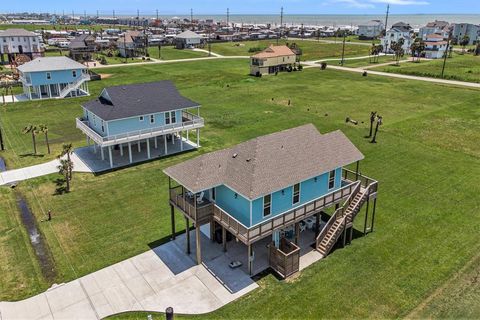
[0,232,258,319]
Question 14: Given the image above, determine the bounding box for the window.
[328,170,336,190]
[263,194,271,217]
[101,120,105,133]
[93,115,96,126]
[23,37,27,42]
[139,116,144,121]
[292,183,300,205]
[165,111,176,125]
[72,70,77,77]
[150,114,155,124]
[46,72,51,80]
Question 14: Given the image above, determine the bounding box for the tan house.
[250,45,296,76]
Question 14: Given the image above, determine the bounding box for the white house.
[175,30,202,49]
[0,28,43,64]
[419,20,449,40]
[357,20,384,40]
[381,25,414,54]
[452,23,480,45]
[424,34,448,59]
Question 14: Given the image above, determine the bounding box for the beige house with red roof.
[424,34,448,59]
[250,45,297,76]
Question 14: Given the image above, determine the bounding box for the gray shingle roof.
[83,81,200,121]
[164,124,364,200]
[16,56,87,73]
[0,28,37,37]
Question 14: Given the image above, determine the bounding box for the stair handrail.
[315,181,361,248]
[59,74,90,98]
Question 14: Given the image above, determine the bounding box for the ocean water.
[121,14,480,28]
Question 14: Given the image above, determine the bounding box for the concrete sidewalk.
[0,152,91,186]
[0,231,258,320]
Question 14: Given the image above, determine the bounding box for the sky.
[2,0,480,15]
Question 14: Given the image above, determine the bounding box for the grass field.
[147,46,209,60]
[210,39,370,61]
[375,52,480,83]
[0,59,479,319]
[341,55,397,68]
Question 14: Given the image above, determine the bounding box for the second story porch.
[167,168,377,246]
[76,110,204,148]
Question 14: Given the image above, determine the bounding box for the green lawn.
[147,46,209,60]
[341,55,396,68]
[0,59,480,319]
[374,52,480,83]
[319,35,380,44]
[210,39,371,61]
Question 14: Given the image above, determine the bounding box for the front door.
[18,45,23,54]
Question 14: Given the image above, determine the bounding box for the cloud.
[332,0,375,8]
[370,0,429,5]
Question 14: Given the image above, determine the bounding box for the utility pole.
[96,10,99,19]
[383,4,390,53]
[113,10,115,18]
[227,8,230,27]
[156,9,159,21]
[341,31,347,66]
[441,32,452,78]
[0,124,4,151]
[277,7,283,45]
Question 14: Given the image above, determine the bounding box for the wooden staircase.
[316,180,376,257]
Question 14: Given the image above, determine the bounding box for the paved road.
[302,60,480,89]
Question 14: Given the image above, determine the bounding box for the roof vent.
[246,158,251,162]
[281,145,284,149]
[232,153,238,158]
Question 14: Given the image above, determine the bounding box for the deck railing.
[269,239,300,279]
[169,186,213,223]
[213,180,358,245]
[76,111,204,147]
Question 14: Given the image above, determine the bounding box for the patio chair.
[196,191,205,205]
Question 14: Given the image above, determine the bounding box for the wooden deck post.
[210,221,215,242]
[342,219,347,248]
[371,198,377,233]
[195,223,202,265]
[128,142,132,163]
[363,198,370,236]
[119,143,123,156]
[349,226,353,244]
[108,146,113,168]
[248,244,253,275]
[170,204,176,240]
[294,222,300,245]
[186,217,191,254]
[164,135,168,155]
[147,138,151,159]
[315,212,321,238]
[355,161,360,181]
[222,226,227,252]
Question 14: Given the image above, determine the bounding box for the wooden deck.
[213,178,359,246]
[169,185,213,224]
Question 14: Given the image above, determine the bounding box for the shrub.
[248,47,264,53]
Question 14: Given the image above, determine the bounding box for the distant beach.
[117,14,480,28]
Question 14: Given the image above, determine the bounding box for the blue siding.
[106,110,182,136]
[27,68,85,86]
[215,185,250,226]
[250,168,343,226]
[83,108,106,136]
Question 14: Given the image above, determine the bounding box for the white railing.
[59,74,90,98]
[76,113,204,147]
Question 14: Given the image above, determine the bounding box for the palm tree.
[391,38,405,65]
[22,124,39,155]
[459,35,470,54]
[60,143,74,179]
[38,124,50,154]
[57,158,73,192]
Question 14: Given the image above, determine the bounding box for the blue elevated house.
[16,56,90,100]
[76,81,204,169]
[164,124,378,277]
